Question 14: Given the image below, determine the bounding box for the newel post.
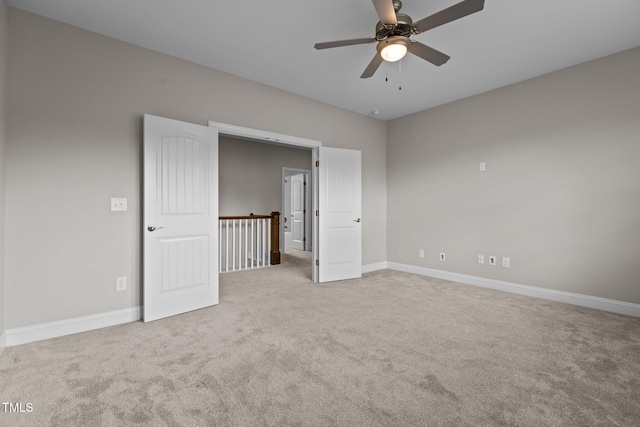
[270,212,281,265]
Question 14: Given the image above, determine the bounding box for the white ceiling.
[8,0,640,120]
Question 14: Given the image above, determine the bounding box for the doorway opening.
[282,168,312,280]
[211,121,320,282]
[282,167,311,255]
[217,136,312,279]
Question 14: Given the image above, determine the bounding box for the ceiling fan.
[314,0,485,78]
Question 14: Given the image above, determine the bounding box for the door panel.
[144,114,218,322]
[318,147,362,282]
[161,137,207,214]
[159,236,208,291]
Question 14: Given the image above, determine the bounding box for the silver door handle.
[147,226,165,232]
[354,218,361,223]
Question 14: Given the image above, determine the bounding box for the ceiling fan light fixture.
[381,44,407,62]
[378,36,411,62]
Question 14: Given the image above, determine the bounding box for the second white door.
[318,147,362,282]
[290,173,306,250]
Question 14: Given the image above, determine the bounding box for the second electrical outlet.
[116,277,127,291]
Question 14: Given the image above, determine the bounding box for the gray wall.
[6,9,387,329]
[0,0,8,340]
[219,137,311,216]
[387,47,640,304]
[8,5,636,334]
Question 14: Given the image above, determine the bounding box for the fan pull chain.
[385,61,388,82]
[398,60,402,91]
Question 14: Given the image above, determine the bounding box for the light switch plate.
[111,198,127,211]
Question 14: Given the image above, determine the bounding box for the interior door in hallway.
[318,147,362,282]
[290,173,306,250]
[143,114,219,322]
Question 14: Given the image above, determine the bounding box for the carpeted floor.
[1,250,639,426]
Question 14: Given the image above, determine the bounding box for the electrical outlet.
[440,252,446,262]
[478,255,484,264]
[489,256,496,266]
[502,257,510,268]
[116,277,127,291]
[418,249,425,258]
[111,198,127,211]
[479,162,486,171]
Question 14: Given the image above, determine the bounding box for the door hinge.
[303,237,306,242]
[303,209,306,214]
[316,161,319,167]
[316,259,319,266]
[316,210,319,216]
[303,181,307,185]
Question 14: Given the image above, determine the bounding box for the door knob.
[147,226,165,232]
[354,218,361,223]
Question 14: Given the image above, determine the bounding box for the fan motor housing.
[375,13,413,41]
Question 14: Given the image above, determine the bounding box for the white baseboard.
[4,263,638,348]
[362,261,388,274]
[387,262,640,318]
[0,332,6,354]
[6,307,142,347]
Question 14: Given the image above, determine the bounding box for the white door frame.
[209,121,321,282]
[281,167,311,254]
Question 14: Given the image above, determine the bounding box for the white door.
[290,173,306,250]
[283,178,293,249]
[143,114,218,322]
[318,147,362,282]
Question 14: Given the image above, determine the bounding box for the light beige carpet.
[1,250,639,426]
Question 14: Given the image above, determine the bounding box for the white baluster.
[225,219,229,272]
[244,219,248,269]
[267,217,271,266]
[232,219,236,271]
[260,218,263,267]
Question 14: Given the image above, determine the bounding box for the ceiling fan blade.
[361,53,384,79]
[314,38,375,50]
[372,0,398,26]
[408,42,450,66]
[414,0,484,33]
